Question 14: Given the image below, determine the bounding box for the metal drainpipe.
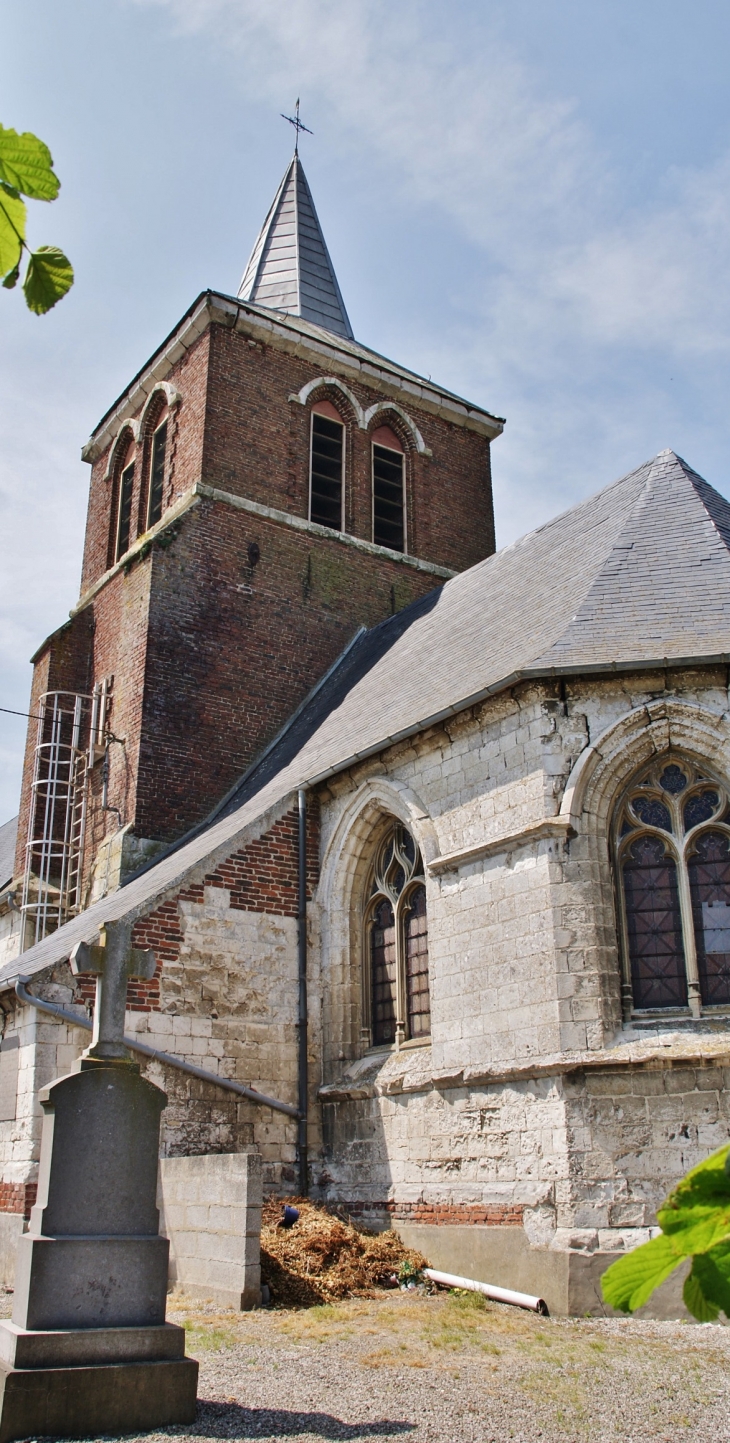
[14,979,299,1119]
[297,787,308,1196]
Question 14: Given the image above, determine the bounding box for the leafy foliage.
[0,126,73,314]
[601,1144,730,1320]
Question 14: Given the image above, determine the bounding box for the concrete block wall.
[157,1150,262,1309]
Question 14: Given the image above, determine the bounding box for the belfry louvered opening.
[310,413,344,530]
[372,444,405,552]
[147,419,167,528]
[115,462,134,561]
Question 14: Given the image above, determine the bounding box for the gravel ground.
[114,1289,730,1443]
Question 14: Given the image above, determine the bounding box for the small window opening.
[310,412,344,530]
[147,419,167,528]
[372,443,404,552]
[115,463,134,561]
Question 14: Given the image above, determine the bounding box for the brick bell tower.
[13,150,503,945]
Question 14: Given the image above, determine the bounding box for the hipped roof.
[5,449,730,987]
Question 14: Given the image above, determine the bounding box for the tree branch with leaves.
[602,1143,730,1321]
[0,126,73,314]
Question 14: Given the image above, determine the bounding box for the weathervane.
[281,98,313,156]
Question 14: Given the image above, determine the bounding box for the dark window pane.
[373,444,404,552]
[405,884,430,1038]
[623,835,687,1008]
[310,414,343,530]
[371,898,397,1045]
[684,790,720,832]
[689,830,730,1006]
[659,764,688,794]
[148,421,167,527]
[116,463,134,560]
[631,795,672,831]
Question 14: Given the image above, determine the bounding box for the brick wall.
[0,1181,37,1218]
[18,310,493,873]
[94,803,321,1012]
[202,324,496,575]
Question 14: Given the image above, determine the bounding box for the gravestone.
[0,920,198,1441]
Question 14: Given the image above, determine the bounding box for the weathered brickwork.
[0,1182,37,1218]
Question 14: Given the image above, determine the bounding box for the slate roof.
[0,817,17,892]
[238,156,354,340]
[5,449,730,986]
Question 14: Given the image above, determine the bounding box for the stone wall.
[3,666,730,1316]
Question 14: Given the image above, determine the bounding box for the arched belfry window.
[371,425,405,553]
[365,822,430,1046]
[310,401,345,531]
[613,755,730,1016]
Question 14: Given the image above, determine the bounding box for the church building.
[0,152,729,1317]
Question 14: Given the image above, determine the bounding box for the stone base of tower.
[0,1321,197,1441]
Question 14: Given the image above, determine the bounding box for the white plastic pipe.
[423,1267,549,1315]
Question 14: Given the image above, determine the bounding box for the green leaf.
[683,1264,720,1322]
[0,188,25,277]
[688,1243,730,1319]
[22,246,73,315]
[2,263,19,289]
[657,1144,730,1254]
[0,126,59,201]
[601,1232,684,1313]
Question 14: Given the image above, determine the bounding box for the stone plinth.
[0,1060,198,1441]
[158,1149,263,1309]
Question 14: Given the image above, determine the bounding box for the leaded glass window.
[613,755,730,1015]
[310,413,344,530]
[366,823,430,1046]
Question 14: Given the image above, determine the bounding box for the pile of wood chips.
[260,1197,427,1307]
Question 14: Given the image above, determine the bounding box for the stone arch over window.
[107,425,137,568]
[362,401,430,456]
[364,819,430,1046]
[613,753,730,1017]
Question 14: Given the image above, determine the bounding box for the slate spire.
[238,155,354,340]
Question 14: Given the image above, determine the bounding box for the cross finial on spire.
[280,98,313,156]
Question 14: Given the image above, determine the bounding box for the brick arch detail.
[363,401,430,456]
[289,376,365,428]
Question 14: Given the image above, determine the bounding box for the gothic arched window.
[613,755,730,1015]
[365,822,430,1045]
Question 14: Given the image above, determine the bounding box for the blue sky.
[2,0,730,822]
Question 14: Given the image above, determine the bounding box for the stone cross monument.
[0,919,198,1441]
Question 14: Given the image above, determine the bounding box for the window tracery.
[364,822,430,1045]
[613,754,730,1016]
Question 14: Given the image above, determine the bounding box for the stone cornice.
[428,817,576,874]
[193,483,456,579]
[319,1035,730,1103]
[82,292,504,464]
